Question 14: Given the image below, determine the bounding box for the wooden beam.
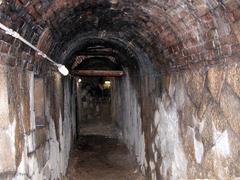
[71,70,125,77]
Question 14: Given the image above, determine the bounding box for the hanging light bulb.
[78,78,82,83]
[103,80,111,89]
[104,80,111,85]
[57,64,69,76]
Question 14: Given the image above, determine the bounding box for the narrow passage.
[64,135,144,180]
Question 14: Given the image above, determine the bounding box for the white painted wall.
[112,74,147,174]
[0,68,76,180]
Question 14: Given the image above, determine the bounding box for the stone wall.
[153,60,240,179]
[0,63,76,179]
[0,0,240,179]
[112,61,240,179]
[111,74,147,173]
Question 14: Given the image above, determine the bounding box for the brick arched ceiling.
[75,56,122,70]
[0,0,239,73]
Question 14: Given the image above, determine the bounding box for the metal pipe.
[0,22,69,76]
[0,22,57,65]
[71,70,124,77]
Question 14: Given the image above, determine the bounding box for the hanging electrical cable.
[0,22,69,76]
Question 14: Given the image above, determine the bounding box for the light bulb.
[104,81,111,85]
[78,78,82,83]
[103,80,111,89]
[57,64,69,76]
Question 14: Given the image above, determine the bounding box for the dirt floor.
[79,120,117,138]
[64,135,144,180]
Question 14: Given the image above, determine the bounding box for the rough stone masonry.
[0,0,240,179]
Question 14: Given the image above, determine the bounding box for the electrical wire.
[0,22,69,76]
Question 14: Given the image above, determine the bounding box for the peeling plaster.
[0,72,76,179]
[116,75,147,174]
[149,160,156,180]
[213,123,230,157]
[155,97,187,180]
[194,136,204,164]
[0,120,17,172]
[192,116,205,164]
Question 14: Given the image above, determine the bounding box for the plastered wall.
[0,64,76,179]
[112,61,240,179]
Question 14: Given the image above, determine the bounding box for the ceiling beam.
[71,70,125,77]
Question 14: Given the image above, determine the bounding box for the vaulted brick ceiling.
[0,0,239,73]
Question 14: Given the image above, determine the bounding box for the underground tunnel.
[0,0,240,179]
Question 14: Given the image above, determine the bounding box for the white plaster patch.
[194,137,204,164]
[213,123,230,157]
[0,119,16,172]
[175,76,185,108]
[154,151,158,162]
[190,116,205,164]
[29,72,36,130]
[118,75,147,174]
[0,66,10,129]
[48,118,62,179]
[149,160,156,180]
[154,110,160,127]
[187,126,204,164]
[12,74,74,179]
[154,96,187,179]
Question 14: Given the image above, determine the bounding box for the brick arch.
[1,0,239,72]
